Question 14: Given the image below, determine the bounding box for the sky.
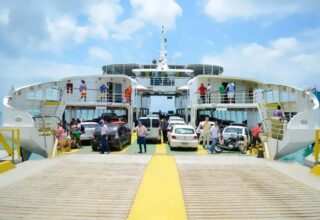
[0,0,320,112]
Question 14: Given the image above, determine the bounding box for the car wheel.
[215,146,223,153]
[157,138,162,144]
[238,142,247,154]
[128,135,132,145]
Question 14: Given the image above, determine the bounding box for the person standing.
[226,82,235,103]
[209,122,220,154]
[251,123,262,150]
[161,118,169,143]
[218,83,225,103]
[100,119,110,154]
[125,86,132,103]
[274,105,282,118]
[198,83,207,104]
[100,83,107,102]
[79,80,87,102]
[136,121,147,153]
[202,117,211,149]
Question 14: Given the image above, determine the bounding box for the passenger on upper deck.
[226,82,235,103]
[274,105,282,118]
[79,80,87,102]
[218,83,225,103]
[125,86,132,104]
[100,83,107,102]
[199,83,207,104]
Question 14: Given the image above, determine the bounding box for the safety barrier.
[310,129,320,175]
[0,128,21,163]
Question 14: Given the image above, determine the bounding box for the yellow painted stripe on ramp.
[155,142,167,154]
[57,149,78,155]
[197,144,208,155]
[128,155,187,220]
[0,161,15,174]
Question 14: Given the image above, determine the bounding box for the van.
[138,116,162,144]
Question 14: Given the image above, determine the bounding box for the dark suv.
[91,121,131,151]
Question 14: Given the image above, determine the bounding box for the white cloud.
[0,8,9,26]
[87,0,123,39]
[89,47,113,62]
[112,18,144,40]
[46,16,88,52]
[201,33,320,88]
[204,0,320,22]
[130,0,182,29]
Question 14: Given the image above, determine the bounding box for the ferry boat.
[2,27,319,160]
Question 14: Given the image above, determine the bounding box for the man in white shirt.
[197,117,211,149]
[209,122,220,153]
[100,119,110,154]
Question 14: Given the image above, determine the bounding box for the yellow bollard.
[310,129,320,176]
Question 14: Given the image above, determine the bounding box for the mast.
[157,26,169,70]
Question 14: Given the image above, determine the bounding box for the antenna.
[157,25,169,70]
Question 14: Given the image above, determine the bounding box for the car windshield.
[175,128,195,134]
[224,127,242,134]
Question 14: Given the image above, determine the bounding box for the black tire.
[157,138,162,144]
[215,146,223,153]
[239,142,247,154]
[128,135,132,145]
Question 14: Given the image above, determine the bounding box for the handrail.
[65,90,129,104]
[194,90,257,104]
[0,128,21,163]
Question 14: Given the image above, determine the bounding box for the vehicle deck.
[1,139,320,219]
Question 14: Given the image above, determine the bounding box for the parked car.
[91,121,131,151]
[79,122,99,141]
[222,125,250,143]
[167,121,186,132]
[168,125,198,150]
[138,116,161,143]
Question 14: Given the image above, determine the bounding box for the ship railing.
[0,128,21,164]
[261,117,287,141]
[65,88,129,104]
[195,90,259,105]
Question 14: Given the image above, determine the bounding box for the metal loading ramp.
[176,156,320,220]
[0,155,151,220]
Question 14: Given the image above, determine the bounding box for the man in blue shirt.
[226,82,235,103]
[100,83,107,102]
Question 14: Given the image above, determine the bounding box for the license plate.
[181,142,188,145]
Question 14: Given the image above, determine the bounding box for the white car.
[139,116,162,143]
[79,122,99,141]
[167,121,186,132]
[168,116,184,123]
[168,125,198,149]
[222,125,250,143]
